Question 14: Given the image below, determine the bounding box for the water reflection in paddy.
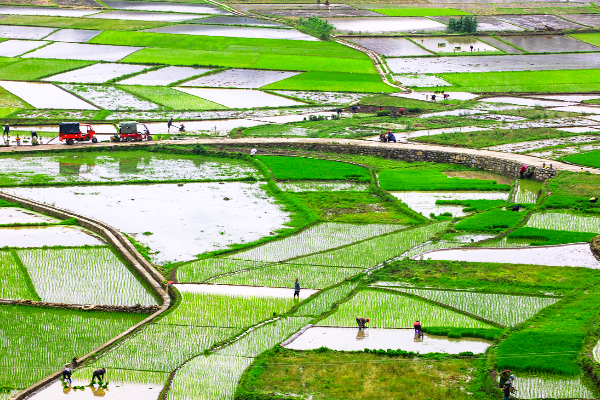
[0,226,104,247]
[284,326,491,353]
[0,207,59,224]
[392,191,508,218]
[6,183,290,263]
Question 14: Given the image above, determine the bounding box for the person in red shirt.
[520,164,527,179]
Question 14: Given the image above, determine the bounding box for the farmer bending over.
[91,368,106,384]
[61,364,72,385]
[414,320,422,334]
[356,316,369,330]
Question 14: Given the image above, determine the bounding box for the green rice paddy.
[564,149,600,168]
[454,208,527,232]
[177,258,265,283]
[257,155,370,181]
[0,59,94,81]
[120,86,227,110]
[293,280,361,317]
[379,169,510,191]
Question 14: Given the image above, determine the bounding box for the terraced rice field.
[525,211,600,234]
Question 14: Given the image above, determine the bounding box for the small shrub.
[298,16,335,40]
[446,16,478,33]
[376,110,390,117]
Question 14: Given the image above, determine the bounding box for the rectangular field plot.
[293,280,360,317]
[0,304,144,389]
[388,288,559,327]
[177,258,265,283]
[325,17,445,33]
[0,40,47,57]
[18,247,159,306]
[513,373,600,400]
[0,207,58,224]
[163,284,317,328]
[392,191,508,218]
[44,28,102,42]
[230,222,405,263]
[182,68,301,89]
[168,355,253,400]
[525,211,600,234]
[119,66,212,85]
[352,37,433,56]
[0,24,55,39]
[256,155,369,181]
[514,179,543,204]
[120,85,226,110]
[96,324,235,372]
[0,59,95,81]
[104,0,226,14]
[91,10,198,22]
[0,225,104,247]
[61,84,159,110]
[289,222,451,269]
[23,42,142,62]
[421,244,600,269]
[0,6,98,17]
[175,87,303,108]
[415,36,499,54]
[211,264,362,289]
[317,289,493,329]
[277,181,369,192]
[497,14,585,31]
[147,24,317,41]
[0,250,34,300]
[0,81,98,109]
[379,169,510,191]
[218,317,310,357]
[44,63,149,83]
[500,35,600,53]
[285,326,491,353]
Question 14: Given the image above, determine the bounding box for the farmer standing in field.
[167,117,174,134]
[356,316,369,330]
[294,278,300,299]
[3,123,8,144]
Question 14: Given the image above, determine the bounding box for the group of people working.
[379,130,397,143]
[61,356,106,386]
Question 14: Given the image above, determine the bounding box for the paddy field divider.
[0,192,171,400]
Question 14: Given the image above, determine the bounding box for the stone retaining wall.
[0,298,160,314]
[0,192,171,400]
[208,142,557,181]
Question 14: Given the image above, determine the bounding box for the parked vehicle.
[112,122,152,142]
[59,122,98,145]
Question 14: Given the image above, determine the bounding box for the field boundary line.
[0,192,171,400]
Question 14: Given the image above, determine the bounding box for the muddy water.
[481,97,573,107]
[481,36,521,53]
[387,53,600,74]
[0,226,104,247]
[6,183,289,263]
[284,326,491,353]
[497,14,585,31]
[144,118,264,135]
[564,14,600,29]
[395,74,450,87]
[325,17,446,33]
[500,35,600,53]
[176,283,318,299]
[0,207,59,224]
[421,244,600,268]
[415,37,499,53]
[392,191,508,218]
[349,37,432,56]
[514,179,543,204]
[534,94,600,102]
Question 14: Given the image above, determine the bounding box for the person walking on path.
[356,316,369,330]
[167,117,174,134]
[91,368,106,384]
[502,375,516,400]
[294,278,300,299]
[520,164,527,179]
[61,364,72,385]
[498,369,511,389]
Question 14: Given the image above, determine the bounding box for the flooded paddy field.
[0,225,104,247]
[413,36,499,54]
[43,29,102,43]
[104,0,227,15]
[0,207,59,224]
[0,81,97,109]
[89,10,199,22]
[284,326,491,353]
[499,35,600,53]
[182,69,300,89]
[348,37,432,56]
[45,64,150,84]
[431,15,523,31]
[175,88,303,108]
[325,17,446,33]
[6,182,289,263]
[387,53,600,74]
[191,16,284,27]
[0,25,55,39]
[147,24,317,40]
[496,14,586,31]
[392,191,508,218]
[0,40,47,57]
[0,6,97,17]
[119,66,212,86]
[23,42,142,62]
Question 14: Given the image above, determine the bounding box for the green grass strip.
[563,148,600,168]
[119,85,227,110]
[454,208,527,232]
[0,59,95,81]
[507,227,597,246]
[435,199,507,212]
[263,71,395,93]
[9,250,40,301]
[256,155,370,181]
[379,169,510,191]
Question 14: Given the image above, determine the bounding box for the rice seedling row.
[0,304,145,388]
[90,324,236,372]
[229,222,405,263]
[119,85,227,110]
[71,366,169,386]
[256,156,370,182]
[293,280,361,317]
[512,373,600,399]
[514,179,543,204]
[167,355,253,400]
[0,250,35,300]
[317,289,493,329]
[177,258,265,283]
[217,317,311,357]
[18,247,159,306]
[211,263,361,289]
[454,208,527,232]
[159,287,297,328]
[379,169,510,192]
[525,211,600,234]
[289,222,451,269]
[507,227,598,246]
[387,287,559,327]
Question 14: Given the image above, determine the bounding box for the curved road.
[1,137,597,175]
